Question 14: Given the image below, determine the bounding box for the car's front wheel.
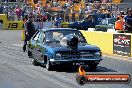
[46,60,53,71]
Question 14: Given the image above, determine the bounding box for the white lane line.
[103,55,132,62]
[12,44,23,47]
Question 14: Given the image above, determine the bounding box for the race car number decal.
[8,23,18,28]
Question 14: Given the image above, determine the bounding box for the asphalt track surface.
[0,30,132,88]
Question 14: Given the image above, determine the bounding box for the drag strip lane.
[0,30,132,88]
[0,43,131,88]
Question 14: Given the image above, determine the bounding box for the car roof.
[41,28,77,32]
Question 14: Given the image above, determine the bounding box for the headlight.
[55,53,62,59]
[95,51,102,57]
[56,53,61,57]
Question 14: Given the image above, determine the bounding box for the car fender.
[42,46,55,60]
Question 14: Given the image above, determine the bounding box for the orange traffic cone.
[21,29,25,41]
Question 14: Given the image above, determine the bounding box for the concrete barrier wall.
[81,30,132,58]
[6,21,24,30]
[0,14,7,30]
[0,14,53,30]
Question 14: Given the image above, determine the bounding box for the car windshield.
[82,15,95,22]
[45,30,86,43]
[108,18,116,25]
[100,18,116,25]
[100,19,108,25]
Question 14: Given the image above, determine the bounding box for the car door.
[31,31,41,60]
[35,31,45,63]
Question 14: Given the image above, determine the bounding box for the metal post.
[6,0,8,20]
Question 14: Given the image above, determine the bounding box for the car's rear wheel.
[46,60,53,71]
[89,64,97,71]
[32,54,40,66]
[32,59,40,66]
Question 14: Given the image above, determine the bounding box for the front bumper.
[50,58,102,66]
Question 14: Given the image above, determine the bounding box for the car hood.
[45,43,100,52]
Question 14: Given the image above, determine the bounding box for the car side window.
[85,15,95,22]
[33,32,41,41]
[38,32,45,43]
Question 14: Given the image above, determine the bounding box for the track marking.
[12,44,23,47]
[103,55,132,62]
